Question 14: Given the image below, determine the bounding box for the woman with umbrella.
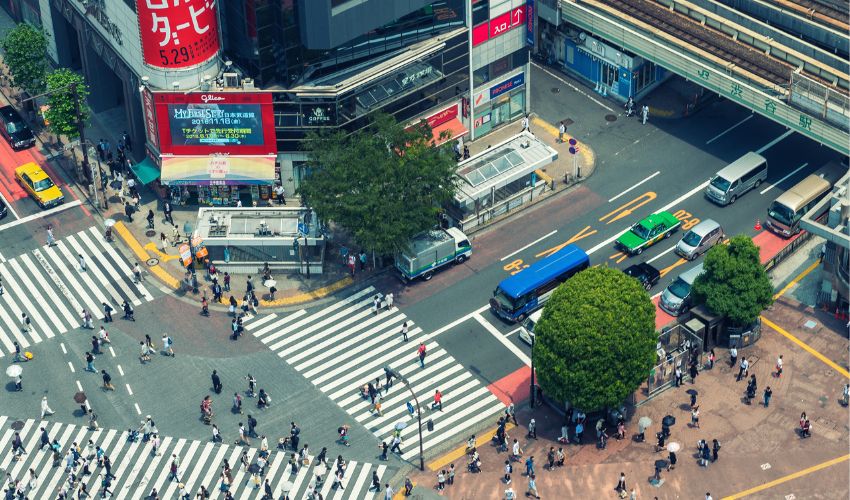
[666,442,680,470]
[7,364,23,391]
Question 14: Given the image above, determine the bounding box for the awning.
[130,157,160,185]
[431,118,468,146]
[160,155,276,186]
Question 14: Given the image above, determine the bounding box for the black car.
[0,105,35,150]
[0,197,6,219]
[623,262,661,291]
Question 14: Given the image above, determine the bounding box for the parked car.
[675,219,724,260]
[15,162,64,208]
[616,211,681,255]
[0,105,35,150]
[623,262,661,291]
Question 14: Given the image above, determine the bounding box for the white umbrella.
[6,365,22,377]
[264,279,277,288]
[638,416,652,433]
[394,421,408,431]
[280,480,293,493]
[104,218,116,227]
[666,442,680,453]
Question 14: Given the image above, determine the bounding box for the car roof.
[639,212,674,229]
[686,218,721,236]
[625,262,657,276]
[0,105,21,119]
[16,162,48,179]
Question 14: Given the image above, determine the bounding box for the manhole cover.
[551,87,560,93]
[145,230,157,238]
[10,420,24,430]
[604,114,617,122]
[146,258,159,267]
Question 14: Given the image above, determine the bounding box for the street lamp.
[77,139,107,210]
[530,334,536,408]
[384,365,425,471]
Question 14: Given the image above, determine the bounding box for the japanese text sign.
[137,0,220,69]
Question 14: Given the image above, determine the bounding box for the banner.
[137,0,221,69]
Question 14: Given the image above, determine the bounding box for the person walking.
[81,309,93,329]
[708,349,716,369]
[359,250,367,271]
[124,201,134,222]
[763,386,773,407]
[385,293,394,311]
[711,439,721,462]
[641,105,649,125]
[211,424,222,443]
[21,313,32,333]
[674,366,683,387]
[102,370,115,390]
[78,254,87,272]
[691,406,700,428]
[417,342,427,368]
[432,389,443,411]
[775,355,783,378]
[103,302,113,322]
[737,357,749,381]
[616,472,627,493]
[47,225,56,246]
[162,334,174,357]
[557,121,566,143]
[390,434,402,455]
[40,396,55,418]
[85,352,97,373]
[526,474,540,499]
[163,201,174,225]
[730,346,738,367]
[521,114,530,132]
[400,322,409,342]
[211,370,222,394]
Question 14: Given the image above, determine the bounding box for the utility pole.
[385,365,425,471]
[70,82,91,184]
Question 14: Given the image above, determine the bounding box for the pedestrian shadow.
[678,403,692,411]
[5,382,19,392]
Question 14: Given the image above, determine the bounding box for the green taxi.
[616,211,681,255]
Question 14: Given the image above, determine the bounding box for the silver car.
[676,219,724,260]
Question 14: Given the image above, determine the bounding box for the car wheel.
[688,252,697,261]
[729,195,737,204]
[664,230,672,239]
[455,255,467,265]
[423,271,434,281]
[754,179,762,189]
[635,247,643,255]
[517,313,527,322]
[644,282,652,291]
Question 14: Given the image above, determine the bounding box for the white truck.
[396,227,471,282]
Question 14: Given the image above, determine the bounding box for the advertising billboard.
[471,6,526,47]
[136,0,221,69]
[153,92,277,156]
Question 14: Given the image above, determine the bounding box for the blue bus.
[489,245,590,322]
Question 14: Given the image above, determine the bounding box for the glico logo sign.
[200,94,225,103]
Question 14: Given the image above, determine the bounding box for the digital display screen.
[167,103,265,147]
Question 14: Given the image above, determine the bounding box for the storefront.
[159,155,278,206]
[471,70,527,137]
[406,102,468,145]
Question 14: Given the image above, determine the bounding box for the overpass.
[555,0,850,155]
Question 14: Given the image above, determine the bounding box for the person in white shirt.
[40,397,54,418]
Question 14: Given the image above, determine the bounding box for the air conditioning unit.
[242,78,255,90]
[223,72,240,88]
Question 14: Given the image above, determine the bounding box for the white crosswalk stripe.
[0,228,153,355]
[243,286,506,463]
[0,419,389,499]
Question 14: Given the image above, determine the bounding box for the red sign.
[153,92,277,156]
[472,6,526,47]
[137,0,220,69]
[141,86,159,152]
[425,105,459,129]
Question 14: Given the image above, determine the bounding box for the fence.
[635,324,704,406]
[790,72,850,132]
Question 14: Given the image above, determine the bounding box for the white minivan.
[705,152,768,205]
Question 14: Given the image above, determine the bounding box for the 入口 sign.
[472,6,526,47]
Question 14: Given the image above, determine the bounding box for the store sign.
[401,66,433,87]
[141,86,159,151]
[526,0,535,47]
[473,88,491,107]
[153,91,276,156]
[490,72,525,100]
[304,105,333,125]
[472,6,525,47]
[425,105,459,129]
[137,0,221,69]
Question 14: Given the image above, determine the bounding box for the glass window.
[602,63,617,87]
[473,0,490,25]
[509,88,525,119]
[634,61,657,93]
[473,66,490,87]
[490,56,511,80]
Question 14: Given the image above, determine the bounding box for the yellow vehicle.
[15,162,64,208]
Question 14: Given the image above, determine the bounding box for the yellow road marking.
[143,242,180,262]
[259,276,353,307]
[427,423,515,471]
[530,116,595,167]
[760,316,850,379]
[773,258,821,300]
[599,192,657,225]
[536,225,597,258]
[609,251,628,264]
[113,222,180,289]
[722,454,849,499]
[658,258,687,278]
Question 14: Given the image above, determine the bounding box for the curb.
[530,115,596,170]
[112,221,181,290]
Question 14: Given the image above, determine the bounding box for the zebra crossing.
[0,226,153,355]
[0,416,388,499]
[244,286,507,462]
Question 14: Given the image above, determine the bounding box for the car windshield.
[6,120,25,134]
[768,201,797,226]
[710,176,731,192]
[682,230,702,247]
[493,290,520,311]
[33,178,54,192]
[631,223,651,240]
[625,267,645,281]
[667,277,691,299]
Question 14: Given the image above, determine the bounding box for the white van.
[705,152,768,205]
[659,263,705,316]
[518,309,543,346]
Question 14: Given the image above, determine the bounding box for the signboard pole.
[467,2,476,142]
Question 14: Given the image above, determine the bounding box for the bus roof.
[773,174,831,211]
[498,245,589,298]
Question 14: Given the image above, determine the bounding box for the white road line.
[74,231,141,306]
[109,346,116,358]
[473,312,530,366]
[706,114,753,144]
[756,129,794,154]
[500,230,558,262]
[126,383,133,396]
[0,191,18,219]
[608,171,661,202]
[69,362,76,373]
[60,342,66,354]
[7,256,64,334]
[134,402,141,415]
[243,312,277,330]
[533,63,616,112]
[428,304,490,339]
[75,380,82,391]
[647,245,679,263]
[0,199,82,232]
[0,250,5,262]
[117,364,124,376]
[87,226,154,301]
[17,252,77,328]
[505,328,523,337]
[760,162,809,194]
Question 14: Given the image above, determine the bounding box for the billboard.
[153,92,277,156]
[137,0,221,69]
[472,6,526,47]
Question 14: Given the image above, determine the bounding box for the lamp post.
[530,334,536,408]
[385,365,424,471]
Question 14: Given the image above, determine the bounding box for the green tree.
[534,266,657,412]
[43,69,89,139]
[692,234,773,325]
[0,24,49,94]
[300,112,458,257]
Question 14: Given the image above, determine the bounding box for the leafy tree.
[43,69,90,139]
[692,234,773,325]
[300,112,458,257]
[534,266,657,412]
[0,24,49,94]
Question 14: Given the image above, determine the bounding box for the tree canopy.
[692,234,773,325]
[43,69,90,139]
[0,24,49,94]
[534,266,657,412]
[300,112,458,256]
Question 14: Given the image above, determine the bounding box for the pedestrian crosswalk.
[0,226,153,355]
[243,286,507,462]
[0,416,389,499]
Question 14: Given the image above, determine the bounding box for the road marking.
[761,463,772,470]
[109,346,116,358]
[505,328,523,338]
[533,63,615,112]
[760,163,809,194]
[647,245,679,263]
[0,191,18,219]
[125,383,133,396]
[756,129,794,154]
[760,316,850,379]
[134,403,141,415]
[774,258,820,300]
[706,114,753,144]
[75,380,82,392]
[429,304,490,339]
[608,171,660,202]
[0,200,82,232]
[117,364,124,377]
[722,454,849,499]
[68,362,75,373]
[473,312,531,366]
[0,251,4,263]
[60,342,66,354]
[500,230,557,261]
